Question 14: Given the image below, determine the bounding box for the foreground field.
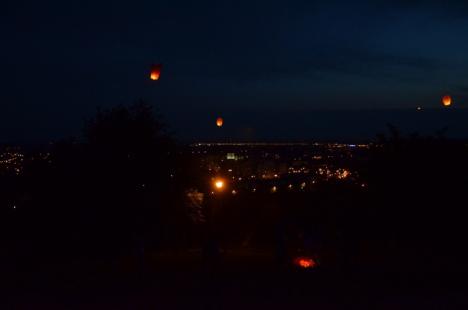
[4,249,467,309]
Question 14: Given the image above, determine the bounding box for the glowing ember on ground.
[293,257,317,269]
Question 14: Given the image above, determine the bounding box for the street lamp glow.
[214,179,225,190]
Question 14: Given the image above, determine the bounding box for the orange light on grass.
[293,256,317,269]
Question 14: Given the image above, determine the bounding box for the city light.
[0,149,25,175]
[192,142,366,195]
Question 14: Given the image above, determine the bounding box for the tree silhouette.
[346,128,468,272]
[8,101,185,263]
[80,101,181,254]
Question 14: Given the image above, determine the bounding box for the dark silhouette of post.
[203,178,225,269]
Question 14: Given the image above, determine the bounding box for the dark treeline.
[1,102,192,269]
[359,128,468,273]
[1,105,468,280]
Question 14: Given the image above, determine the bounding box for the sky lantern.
[442,95,452,107]
[216,117,223,127]
[150,64,162,81]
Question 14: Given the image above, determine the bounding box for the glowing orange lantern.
[293,256,317,269]
[442,95,452,107]
[150,64,162,81]
[216,117,223,127]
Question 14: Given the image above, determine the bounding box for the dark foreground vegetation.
[1,103,468,308]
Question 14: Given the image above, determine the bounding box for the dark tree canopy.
[83,101,175,190]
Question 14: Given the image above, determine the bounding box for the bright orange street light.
[213,178,225,191]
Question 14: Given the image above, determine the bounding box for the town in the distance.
[0,141,371,208]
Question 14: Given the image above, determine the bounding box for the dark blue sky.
[2,0,468,142]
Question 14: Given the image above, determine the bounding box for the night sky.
[2,1,468,143]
